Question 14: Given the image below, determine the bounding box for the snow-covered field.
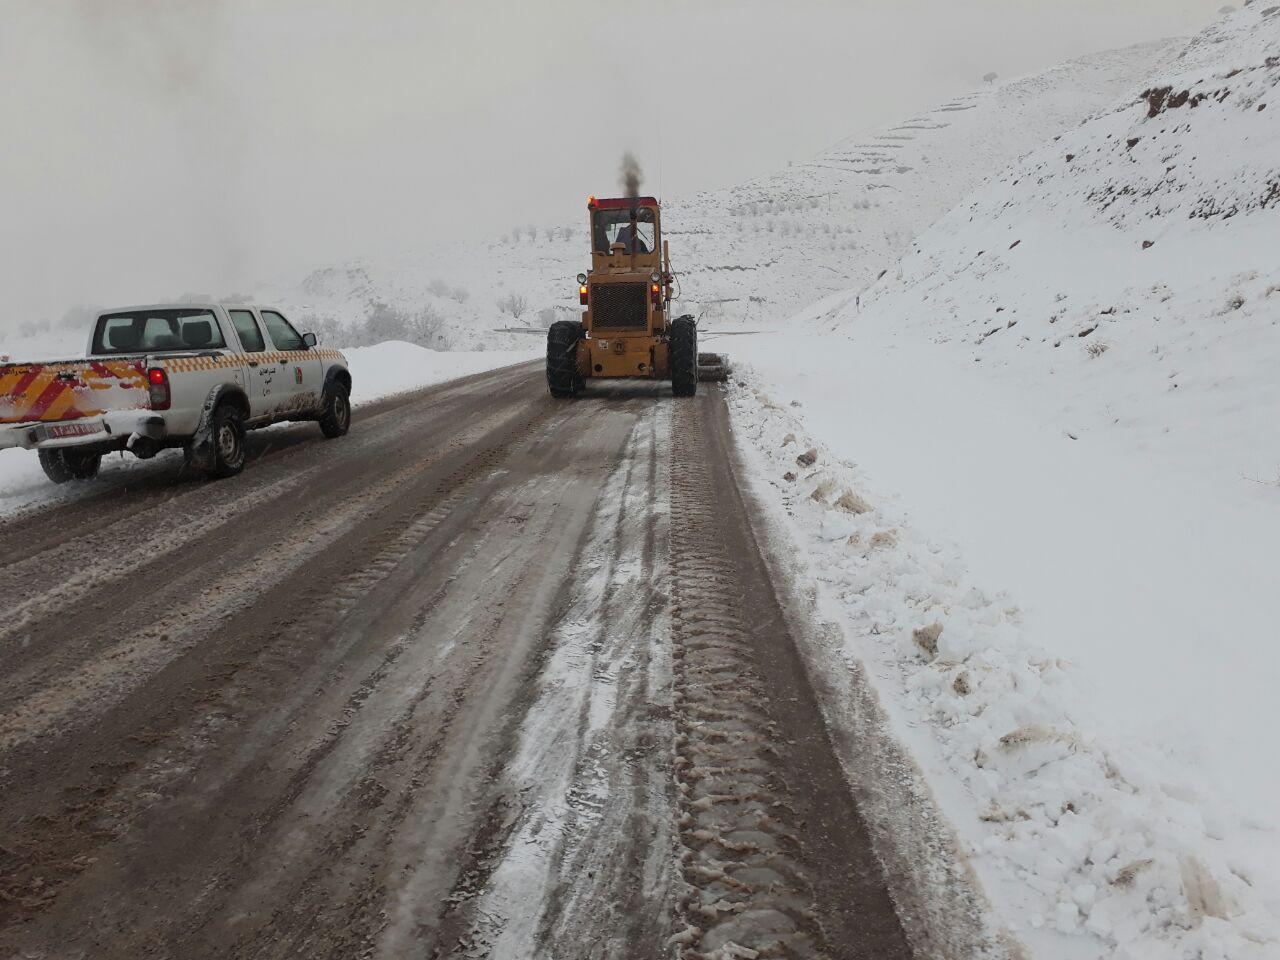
[0,340,537,518]
[725,5,1279,958]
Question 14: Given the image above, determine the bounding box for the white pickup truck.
[0,303,352,484]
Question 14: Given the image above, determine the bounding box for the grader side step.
[697,352,731,383]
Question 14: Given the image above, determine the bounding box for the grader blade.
[697,352,730,382]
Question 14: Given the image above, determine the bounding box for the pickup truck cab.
[0,303,352,484]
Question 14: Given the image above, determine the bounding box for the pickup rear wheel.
[205,403,247,479]
[318,381,351,438]
[38,448,102,484]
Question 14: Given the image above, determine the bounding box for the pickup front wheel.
[205,403,247,479]
[318,382,351,438]
[38,448,102,484]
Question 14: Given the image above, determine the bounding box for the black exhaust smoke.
[619,152,643,197]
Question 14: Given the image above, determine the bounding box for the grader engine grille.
[592,283,648,330]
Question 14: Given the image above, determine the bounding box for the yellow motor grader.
[546,195,726,398]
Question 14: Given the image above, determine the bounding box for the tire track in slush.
[668,400,830,959]
[0,402,553,925]
[0,400,544,754]
[666,397,915,960]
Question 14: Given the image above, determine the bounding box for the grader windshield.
[592,206,656,255]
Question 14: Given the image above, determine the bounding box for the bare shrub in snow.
[1086,341,1110,359]
[363,302,411,344]
[407,305,446,348]
[292,312,346,347]
[983,72,998,85]
[496,293,529,319]
[450,286,470,304]
[338,303,449,349]
[428,279,450,297]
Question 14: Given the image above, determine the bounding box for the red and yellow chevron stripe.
[0,360,149,425]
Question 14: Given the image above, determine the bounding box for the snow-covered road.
[0,368,915,960]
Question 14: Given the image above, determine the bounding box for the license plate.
[46,421,100,439]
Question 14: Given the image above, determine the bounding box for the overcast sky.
[0,0,1227,327]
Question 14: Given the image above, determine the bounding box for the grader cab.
[546,195,725,398]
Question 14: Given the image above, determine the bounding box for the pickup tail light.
[147,367,171,410]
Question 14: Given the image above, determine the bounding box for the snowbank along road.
[0,361,913,960]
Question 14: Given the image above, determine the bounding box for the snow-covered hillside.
[242,39,1179,351]
[0,39,1177,363]
[666,39,1182,327]
[850,0,1280,487]
[730,4,1279,959]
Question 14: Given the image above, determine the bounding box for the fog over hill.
[0,0,1229,334]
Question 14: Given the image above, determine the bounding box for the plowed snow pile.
[730,4,1279,958]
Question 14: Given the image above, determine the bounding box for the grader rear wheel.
[670,316,697,397]
[546,321,584,398]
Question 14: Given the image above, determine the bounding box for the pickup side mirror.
[302,332,318,348]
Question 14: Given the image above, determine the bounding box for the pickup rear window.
[93,309,226,355]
